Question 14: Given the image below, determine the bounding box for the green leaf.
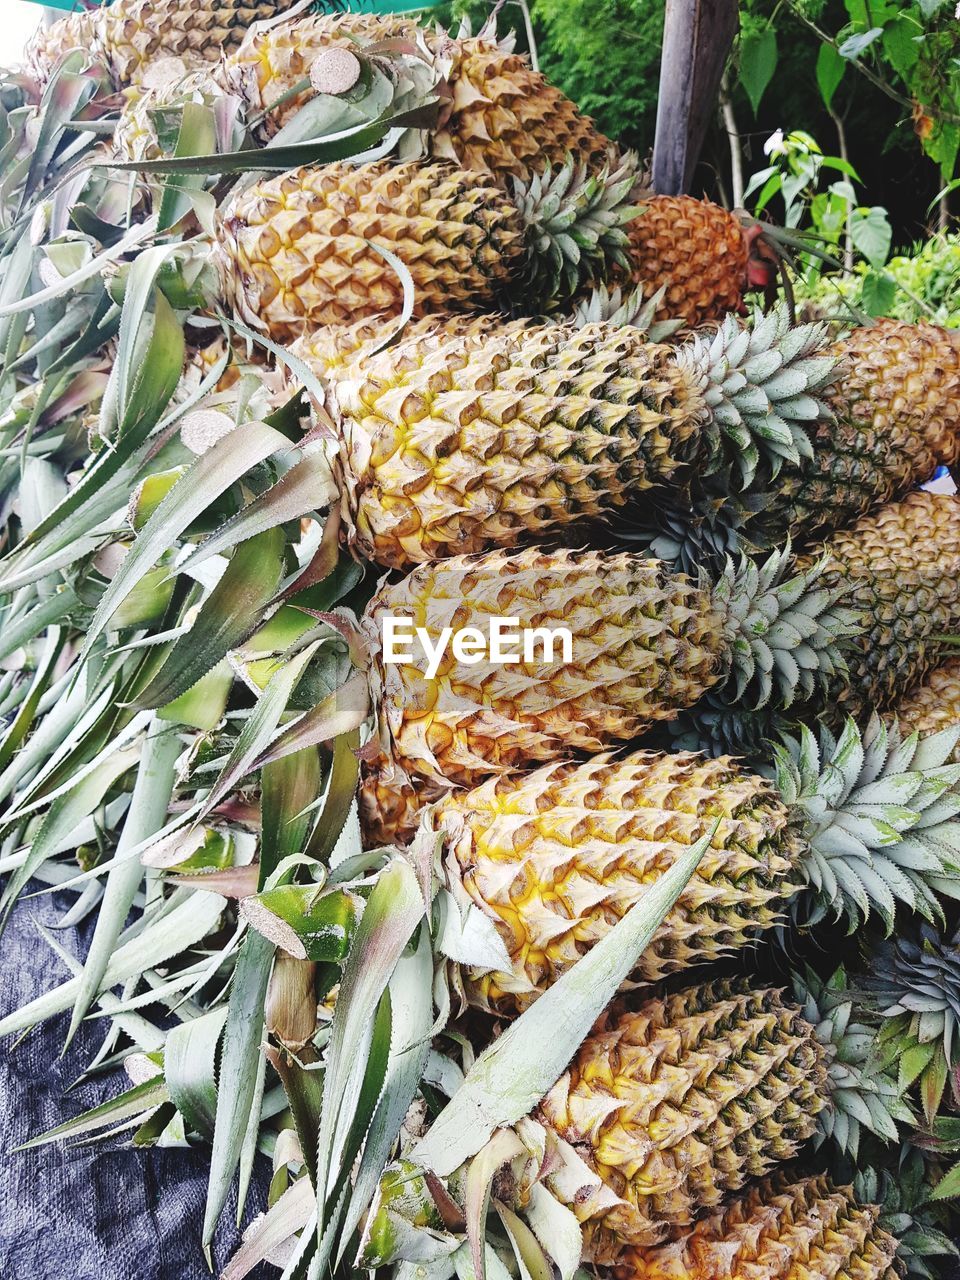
[313,859,426,1249]
[177,453,337,576]
[65,724,182,1048]
[105,116,396,176]
[202,929,275,1246]
[739,27,778,115]
[260,745,323,886]
[137,527,286,709]
[305,729,361,865]
[860,269,897,316]
[0,627,66,774]
[340,926,435,1258]
[0,745,141,933]
[816,42,846,112]
[221,1178,315,1280]
[850,206,892,269]
[932,1159,960,1201]
[15,1078,169,1151]
[242,885,359,963]
[254,676,370,769]
[413,825,714,1176]
[882,16,921,78]
[165,1007,229,1137]
[197,641,319,822]
[159,660,233,731]
[158,102,218,233]
[81,421,292,659]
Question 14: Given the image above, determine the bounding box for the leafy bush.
[798,234,960,326]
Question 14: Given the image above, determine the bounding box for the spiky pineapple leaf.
[136,526,286,709]
[202,929,275,1247]
[311,858,427,1266]
[414,827,715,1176]
[64,724,181,1048]
[14,1078,168,1152]
[0,888,222,1037]
[165,1006,229,1138]
[81,422,294,659]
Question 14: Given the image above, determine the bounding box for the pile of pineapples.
[4,2,960,1277]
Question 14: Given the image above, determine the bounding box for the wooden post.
[653,0,739,196]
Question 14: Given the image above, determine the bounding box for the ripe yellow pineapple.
[24,0,302,88]
[360,544,853,796]
[223,12,615,181]
[421,716,960,1013]
[612,1173,899,1279]
[324,307,834,569]
[890,655,960,760]
[428,30,616,182]
[214,157,635,342]
[363,976,906,1271]
[814,489,960,717]
[765,318,960,546]
[531,978,900,1260]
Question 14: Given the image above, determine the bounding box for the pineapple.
[323,307,834,569]
[213,156,636,343]
[23,0,302,89]
[890,655,960,761]
[360,543,854,796]
[762,318,960,546]
[814,490,960,719]
[622,318,960,575]
[422,716,960,1013]
[366,975,906,1266]
[678,490,960,755]
[612,1172,899,1279]
[534,977,903,1260]
[221,11,425,138]
[627,195,772,327]
[223,12,615,181]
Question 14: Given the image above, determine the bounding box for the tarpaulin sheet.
[0,884,272,1280]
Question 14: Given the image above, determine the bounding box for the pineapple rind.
[427,750,802,1012]
[628,195,750,328]
[362,546,727,789]
[362,545,854,791]
[892,655,960,762]
[215,161,525,344]
[538,982,830,1259]
[613,1171,899,1279]
[763,318,960,546]
[25,0,302,88]
[327,308,835,570]
[814,490,960,719]
[223,13,614,181]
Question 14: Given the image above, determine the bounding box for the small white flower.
[764,128,787,157]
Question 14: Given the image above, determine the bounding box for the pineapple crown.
[674,303,838,490]
[712,544,859,712]
[853,1154,960,1279]
[792,966,913,1159]
[512,152,638,310]
[858,924,960,1125]
[774,715,960,933]
[566,281,682,340]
